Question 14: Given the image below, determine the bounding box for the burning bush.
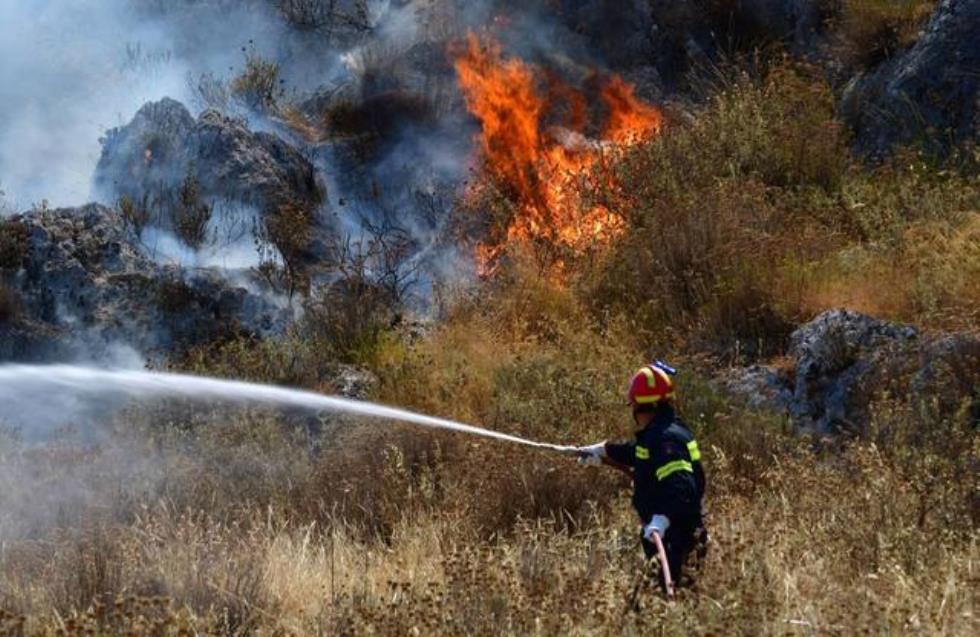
[453,34,662,273]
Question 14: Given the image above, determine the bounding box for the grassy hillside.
[1,60,977,634]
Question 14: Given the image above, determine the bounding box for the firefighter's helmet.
[626,361,676,408]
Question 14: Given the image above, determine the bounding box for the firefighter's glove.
[576,442,607,466]
[643,515,671,541]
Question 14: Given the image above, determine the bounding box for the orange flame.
[453,33,662,274]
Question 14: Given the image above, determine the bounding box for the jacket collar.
[634,404,676,436]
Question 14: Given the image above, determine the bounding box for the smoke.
[0,0,185,208]
[0,0,322,210]
[0,0,668,357]
[139,201,279,270]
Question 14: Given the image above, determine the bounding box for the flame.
[453,33,662,274]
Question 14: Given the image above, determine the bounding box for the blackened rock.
[0,204,291,362]
[94,98,329,263]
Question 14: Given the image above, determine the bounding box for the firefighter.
[574,361,706,592]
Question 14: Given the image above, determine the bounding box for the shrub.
[0,218,28,272]
[835,0,937,69]
[173,175,212,249]
[301,278,395,365]
[117,195,151,235]
[275,0,373,35]
[156,278,196,315]
[582,58,978,354]
[0,282,20,323]
[231,45,283,113]
[258,200,313,298]
[275,0,332,31]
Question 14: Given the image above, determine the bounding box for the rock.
[788,309,918,431]
[840,0,980,157]
[0,204,291,361]
[328,364,379,400]
[94,98,330,263]
[722,309,979,432]
[718,364,793,412]
[911,333,980,416]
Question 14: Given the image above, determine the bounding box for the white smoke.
[0,0,317,210]
[0,0,190,208]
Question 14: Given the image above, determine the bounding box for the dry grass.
[2,271,977,633]
[0,360,974,634]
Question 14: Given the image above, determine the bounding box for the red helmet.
[626,362,676,407]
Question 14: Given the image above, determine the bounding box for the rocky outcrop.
[787,309,919,431]
[96,98,323,212]
[329,364,379,400]
[94,98,331,263]
[841,0,980,157]
[0,204,291,361]
[721,309,980,432]
[718,364,793,412]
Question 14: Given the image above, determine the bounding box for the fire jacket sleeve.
[604,440,636,468]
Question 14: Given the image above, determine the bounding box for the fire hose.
[563,452,676,601]
[650,532,675,598]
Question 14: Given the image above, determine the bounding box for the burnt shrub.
[117,194,152,235]
[0,282,21,324]
[834,0,937,69]
[156,278,196,315]
[0,218,29,272]
[173,176,212,249]
[256,199,314,299]
[231,47,283,114]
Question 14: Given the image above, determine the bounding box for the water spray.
[0,364,578,454]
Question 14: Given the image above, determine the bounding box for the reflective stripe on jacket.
[605,406,705,523]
